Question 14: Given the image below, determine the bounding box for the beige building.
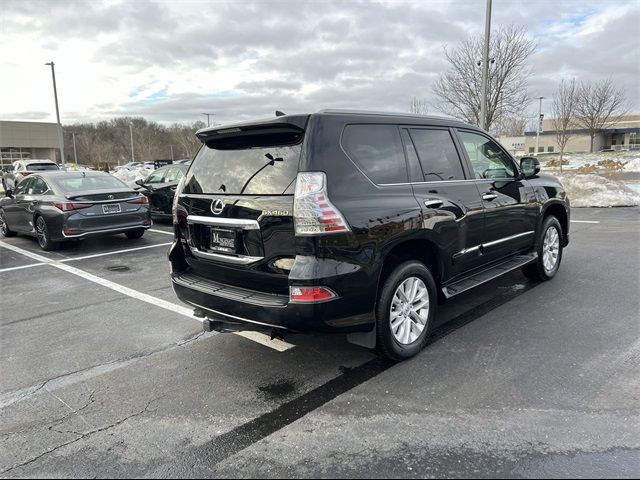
[523,114,640,154]
[0,121,59,168]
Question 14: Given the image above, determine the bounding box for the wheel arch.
[541,201,569,246]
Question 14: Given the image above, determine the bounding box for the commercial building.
[523,114,640,154]
[0,121,59,169]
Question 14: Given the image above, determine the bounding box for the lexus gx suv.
[169,110,570,361]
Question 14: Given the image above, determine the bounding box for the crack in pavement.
[0,331,212,410]
[0,399,158,476]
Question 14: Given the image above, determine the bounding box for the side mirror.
[5,188,13,198]
[135,179,146,186]
[520,156,541,178]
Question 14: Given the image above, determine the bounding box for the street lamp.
[129,123,135,163]
[72,132,78,165]
[45,61,66,170]
[479,0,492,131]
[535,96,545,156]
[201,113,215,127]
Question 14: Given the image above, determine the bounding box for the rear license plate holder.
[102,203,121,214]
[209,227,237,254]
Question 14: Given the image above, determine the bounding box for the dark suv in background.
[169,110,570,360]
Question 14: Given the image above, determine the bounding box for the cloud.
[0,0,638,127]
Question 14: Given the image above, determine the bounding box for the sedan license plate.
[102,203,121,214]
[210,228,236,254]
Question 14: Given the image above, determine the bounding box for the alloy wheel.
[542,225,560,273]
[389,276,430,345]
[36,217,47,248]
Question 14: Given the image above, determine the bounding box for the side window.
[31,177,48,195]
[14,177,32,195]
[342,125,408,184]
[458,131,516,180]
[164,168,180,183]
[409,129,465,181]
[146,169,165,184]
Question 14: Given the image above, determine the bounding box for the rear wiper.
[238,153,283,194]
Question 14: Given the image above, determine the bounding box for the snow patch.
[557,173,640,208]
[112,168,150,187]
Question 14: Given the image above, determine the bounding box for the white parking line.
[0,240,294,352]
[59,242,172,262]
[570,220,601,224]
[0,242,172,273]
[0,262,46,273]
[149,228,174,235]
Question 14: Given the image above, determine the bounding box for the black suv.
[169,110,569,360]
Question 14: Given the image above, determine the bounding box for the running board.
[442,253,537,298]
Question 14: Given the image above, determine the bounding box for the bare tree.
[574,78,627,152]
[432,25,536,131]
[409,96,429,115]
[552,78,578,171]
[493,115,527,137]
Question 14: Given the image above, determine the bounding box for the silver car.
[0,171,151,251]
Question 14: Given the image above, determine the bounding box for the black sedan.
[0,171,151,251]
[135,163,189,220]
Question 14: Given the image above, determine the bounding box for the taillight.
[293,172,350,236]
[20,172,31,177]
[290,286,337,303]
[127,195,149,204]
[54,202,92,211]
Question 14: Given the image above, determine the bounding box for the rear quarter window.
[341,125,408,184]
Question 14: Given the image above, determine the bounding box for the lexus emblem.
[211,199,225,215]
[108,194,115,200]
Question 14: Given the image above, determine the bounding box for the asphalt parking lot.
[1,208,638,478]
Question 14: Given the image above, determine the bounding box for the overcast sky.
[1,0,638,126]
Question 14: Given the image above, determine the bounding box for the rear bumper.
[60,224,151,239]
[169,244,377,334]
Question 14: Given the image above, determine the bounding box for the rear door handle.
[482,193,498,201]
[423,199,444,209]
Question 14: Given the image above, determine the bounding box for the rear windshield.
[184,144,301,195]
[53,175,129,192]
[26,163,58,171]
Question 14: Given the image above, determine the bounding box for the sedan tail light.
[20,172,32,177]
[127,195,149,204]
[55,202,92,211]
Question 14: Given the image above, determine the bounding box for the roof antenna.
[275,110,286,117]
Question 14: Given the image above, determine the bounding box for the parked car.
[135,163,189,220]
[113,162,142,173]
[174,159,192,165]
[0,171,151,250]
[168,110,570,361]
[2,160,59,191]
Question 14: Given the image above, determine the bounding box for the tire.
[376,260,437,362]
[35,215,59,251]
[0,210,17,237]
[522,215,563,281]
[125,229,145,239]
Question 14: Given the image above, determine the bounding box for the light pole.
[170,145,174,161]
[45,61,66,169]
[201,113,215,127]
[535,96,545,156]
[479,0,492,131]
[72,132,78,165]
[129,124,135,163]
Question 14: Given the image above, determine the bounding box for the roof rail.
[317,109,462,122]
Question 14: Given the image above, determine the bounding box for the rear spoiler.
[65,188,137,200]
[196,114,309,149]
